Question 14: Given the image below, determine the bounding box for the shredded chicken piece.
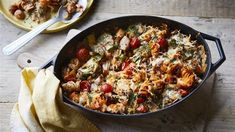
[62,81,80,92]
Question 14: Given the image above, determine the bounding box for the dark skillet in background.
[42,16,226,117]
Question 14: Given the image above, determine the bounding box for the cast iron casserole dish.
[42,16,226,117]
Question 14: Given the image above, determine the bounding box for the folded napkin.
[10,68,100,132]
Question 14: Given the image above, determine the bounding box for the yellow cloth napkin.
[10,68,100,132]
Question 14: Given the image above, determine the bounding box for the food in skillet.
[61,24,207,114]
[9,0,84,23]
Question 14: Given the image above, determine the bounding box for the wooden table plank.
[0,103,15,132]
[96,0,235,18]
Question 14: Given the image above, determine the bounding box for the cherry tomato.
[121,60,131,70]
[158,38,168,49]
[80,80,91,92]
[137,98,145,104]
[125,68,133,76]
[100,83,113,93]
[130,37,140,49]
[179,89,188,97]
[136,105,147,113]
[76,48,90,61]
[122,60,135,78]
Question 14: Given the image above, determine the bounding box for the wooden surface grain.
[96,0,235,18]
[1,0,235,131]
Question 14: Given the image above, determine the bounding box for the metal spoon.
[2,0,87,56]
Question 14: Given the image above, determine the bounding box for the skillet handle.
[40,54,57,69]
[201,33,226,76]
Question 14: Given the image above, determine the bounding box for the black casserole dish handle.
[40,54,56,69]
[201,33,226,76]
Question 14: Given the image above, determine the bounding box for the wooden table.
[1,0,235,131]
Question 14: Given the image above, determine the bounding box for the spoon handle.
[2,17,59,55]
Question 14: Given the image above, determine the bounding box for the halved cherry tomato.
[137,98,145,104]
[125,68,133,76]
[80,80,91,92]
[136,105,147,113]
[130,37,140,49]
[121,60,134,77]
[76,48,90,61]
[179,89,188,97]
[158,38,168,50]
[121,60,131,70]
[100,83,113,93]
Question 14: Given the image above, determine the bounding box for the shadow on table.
[202,74,228,131]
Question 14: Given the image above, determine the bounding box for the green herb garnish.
[169,39,177,47]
